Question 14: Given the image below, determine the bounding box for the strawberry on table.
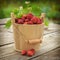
[21,50,27,55]
[27,50,34,56]
[30,49,35,52]
[27,49,35,56]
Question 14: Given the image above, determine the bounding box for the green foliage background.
[0,0,60,19]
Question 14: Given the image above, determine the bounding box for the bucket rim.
[13,23,44,26]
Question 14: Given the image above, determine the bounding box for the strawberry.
[27,49,35,56]
[24,22,28,24]
[17,19,24,24]
[27,50,34,56]
[31,16,38,24]
[27,13,33,20]
[21,14,27,22]
[15,13,43,24]
[15,18,18,23]
[30,49,35,52]
[21,50,27,55]
[37,18,42,24]
[25,19,29,22]
[22,14,27,19]
[27,21,33,24]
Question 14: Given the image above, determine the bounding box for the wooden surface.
[0,19,60,60]
[31,47,60,60]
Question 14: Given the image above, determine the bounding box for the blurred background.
[0,0,60,24]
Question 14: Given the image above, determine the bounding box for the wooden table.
[0,19,60,60]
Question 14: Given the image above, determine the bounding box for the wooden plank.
[0,25,14,46]
[0,44,14,58]
[31,47,60,60]
[0,18,10,25]
[48,22,60,30]
[0,48,60,60]
[0,52,28,60]
[44,22,60,34]
[0,31,60,59]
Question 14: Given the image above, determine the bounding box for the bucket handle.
[11,13,16,24]
[25,38,42,44]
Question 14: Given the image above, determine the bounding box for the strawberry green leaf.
[5,19,11,29]
[16,13,23,18]
[12,8,19,15]
[44,18,49,26]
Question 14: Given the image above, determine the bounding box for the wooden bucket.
[11,13,44,51]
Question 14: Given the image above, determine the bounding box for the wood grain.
[31,47,60,60]
[0,18,10,25]
[0,31,60,59]
[0,25,14,46]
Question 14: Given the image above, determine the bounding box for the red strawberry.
[22,14,27,19]
[37,18,42,24]
[27,49,35,56]
[25,19,29,22]
[17,19,24,24]
[31,16,38,24]
[15,18,18,23]
[27,13,33,20]
[24,22,28,24]
[27,50,34,56]
[21,50,27,55]
[30,49,35,52]
[27,21,33,24]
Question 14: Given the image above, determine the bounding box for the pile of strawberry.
[15,13,43,24]
[21,49,35,56]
